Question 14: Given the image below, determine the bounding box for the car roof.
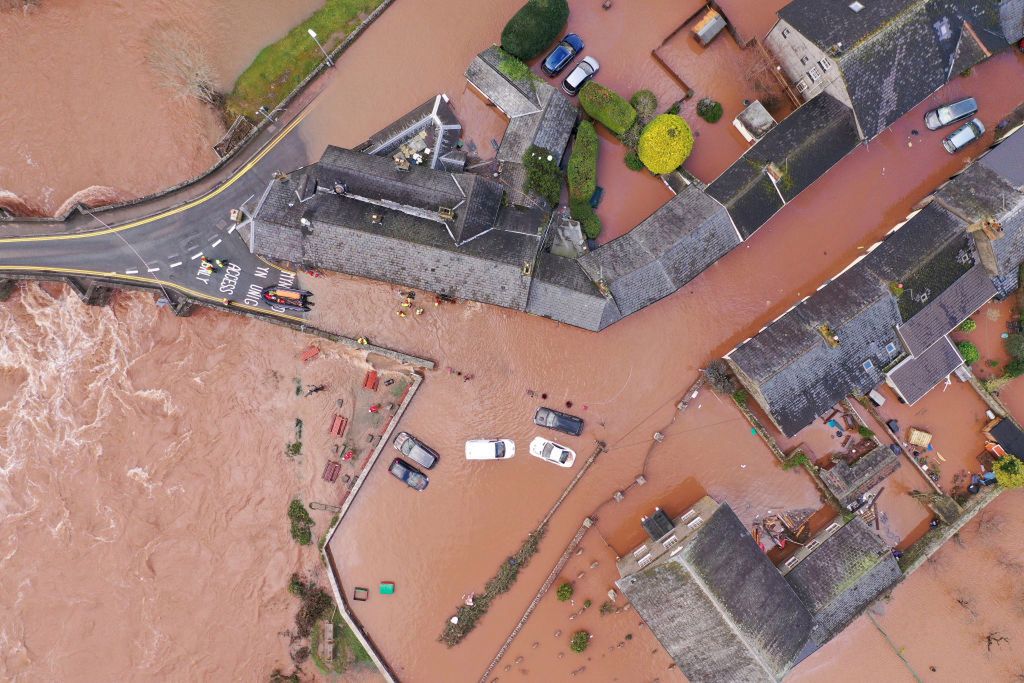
[564,33,584,50]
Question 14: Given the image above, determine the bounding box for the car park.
[562,56,599,96]
[393,431,439,469]
[528,437,576,468]
[542,33,584,76]
[942,118,985,153]
[388,458,429,490]
[923,97,977,130]
[465,438,515,460]
[533,407,584,436]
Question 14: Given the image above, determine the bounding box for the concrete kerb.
[320,370,424,683]
[0,0,399,236]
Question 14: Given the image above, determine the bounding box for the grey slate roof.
[989,417,1024,457]
[578,184,741,316]
[779,0,1020,140]
[727,202,967,436]
[617,504,813,682]
[465,47,541,118]
[819,444,902,505]
[785,518,901,643]
[887,335,964,404]
[526,251,622,331]
[897,263,995,355]
[707,93,860,238]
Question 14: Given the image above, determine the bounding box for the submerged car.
[542,33,584,76]
[562,56,599,96]
[942,117,985,153]
[465,438,515,460]
[924,97,977,130]
[529,437,576,468]
[388,458,429,490]
[533,407,584,436]
[393,431,439,469]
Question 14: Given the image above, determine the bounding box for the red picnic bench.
[300,345,320,362]
[329,415,348,437]
[363,370,379,391]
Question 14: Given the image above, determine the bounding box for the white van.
[465,439,515,460]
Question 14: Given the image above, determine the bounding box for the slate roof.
[778,0,1020,140]
[897,263,995,355]
[819,444,902,505]
[617,504,813,682]
[726,203,967,436]
[465,47,541,118]
[785,518,902,643]
[578,184,740,316]
[526,251,622,331]
[989,417,1024,457]
[887,335,964,404]
[707,93,860,238]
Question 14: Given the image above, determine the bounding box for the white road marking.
[191,252,203,260]
[210,239,222,248]
[148,267,160,273]
[169,261,182,268]
[125,269,139,274]
[227,225,236,234]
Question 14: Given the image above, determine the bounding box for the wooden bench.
[329,415,348,437]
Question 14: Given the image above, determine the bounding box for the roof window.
[886,342,898,355]
[863,359,874,371]
[849,1,865,12]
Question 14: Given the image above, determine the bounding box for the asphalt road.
[0,110,315,321]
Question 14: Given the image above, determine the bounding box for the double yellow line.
[0,106,311,244]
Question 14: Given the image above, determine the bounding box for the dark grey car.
[533,407,584,436]
[393,431,439,469]
[388,458,429,491]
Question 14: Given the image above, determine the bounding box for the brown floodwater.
[3,1,1024,682]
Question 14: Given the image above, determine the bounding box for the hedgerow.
[579,81,637,136]
[500,0,569,60]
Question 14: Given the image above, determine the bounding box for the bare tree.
[952,588,978,619]
[984,631,1009,652]
[147,28,220,106]
[974,511,1005,538]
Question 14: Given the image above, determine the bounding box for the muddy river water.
[2,0,1024,681]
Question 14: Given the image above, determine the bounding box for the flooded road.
[1,0,1024,682]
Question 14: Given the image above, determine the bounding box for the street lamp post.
[307,29,334,67]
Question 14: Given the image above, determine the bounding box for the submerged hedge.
[579,81,637,136]
[500,0,569,60]
[567,121,601,239]
[637,114,694,174]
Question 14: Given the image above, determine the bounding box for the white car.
[465,439,515,460]
[529,437,576,468]
[562,56,599,96]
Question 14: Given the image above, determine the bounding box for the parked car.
[924,97,977,130]
[465,438,515,460]
[393,431,439,469]
[388,458,429,490]
[533,407,584,436]
[562,56,599,96]
[942,118,985,153]
[529,437,576,468]
[542,33,584,76]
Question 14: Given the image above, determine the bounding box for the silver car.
[942,118,985,153]
[924,97,977,130]
[562,56,599,96]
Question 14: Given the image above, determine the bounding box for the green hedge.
[567,121,598,201]
[624,150,644,171]
[579,81,637,136]
[570,198,602,239]
[637,114,694,174]
[500,0,569,60]
[697,97,723,123]
[957,340,979,365]
[522,146,563,206]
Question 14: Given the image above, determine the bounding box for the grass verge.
[223,0,385,122]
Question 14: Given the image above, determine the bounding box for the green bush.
[497,50,534,82]
[637,114,694,174]
[1006,333,1024,360]
[630,90,658,120]
[569,198,602,239]
[556,582,574,601]
[782,452,810,471]
[579,81,637,136]
[957,341,980,365]
[570,631,590,653]
[624,150,644,171]
[288,499,314,545]
[858,425,875,439]
[522,146,562,206]
[732,388,749,406]
[697,97,723,123]
[994,455,1024,487]
[1005,358,1024,378]
[666,102,681,115]
[958,318,977,332]
[567,121,598,202]
[500,0,569,60]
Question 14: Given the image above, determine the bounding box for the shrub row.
[567,121,598,201]
[579,81,637,136]
[288,499,314,545]
[500,0,569,60]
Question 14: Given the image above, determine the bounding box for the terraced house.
[726,120,1024,437]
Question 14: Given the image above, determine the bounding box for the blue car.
[542,33,584,76]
